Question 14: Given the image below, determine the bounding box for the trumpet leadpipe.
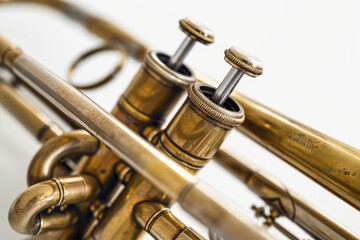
[1,37,275,240]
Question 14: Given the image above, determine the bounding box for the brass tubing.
[201,73,360,211]
[27,130,99,186]
[93,50,196,240]
[0,78,63,142]
[134,202,205,240]
[233,94,360,211]
[2,41,274,240]
[0,0,149,61]
[9,53,194,202]
[179,182,272,240]
[8,174,99,235]
[39,208,78,234]
[214,150,360,240]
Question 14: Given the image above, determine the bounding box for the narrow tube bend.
[27,129,99,186]
[8,174,99,235]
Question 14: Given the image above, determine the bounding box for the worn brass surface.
[116,51,194,128]
[2,38,273,239]
[9,174,99,235]
[200,72,360,211]
[92,50,196,240]
[0,78,63,142]
[158,83,244,171]
[214,150,359,240]
[232,94,360,211]
[134,202,205,240]
[1,1,360,240]
[27,130,99,186]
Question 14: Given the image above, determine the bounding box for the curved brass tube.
[8,174,99,235]
[214,150,359,240]
[27,129,99,186]
[2,2,359,238]
[0,0,149,61]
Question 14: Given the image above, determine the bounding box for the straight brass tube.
[214,150,359,240]
[0,78,63,142]
[200,72,360,211]
[233,94,360,211]
[134,202,205,240]
[1,40,274,239]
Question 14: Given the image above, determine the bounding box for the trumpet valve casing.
[157,83,244,172]
[114,50,195,131]
[91,50,198,239]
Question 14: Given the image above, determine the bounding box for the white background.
[0,0,359,239]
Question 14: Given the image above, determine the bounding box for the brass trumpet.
[0,1,359,239]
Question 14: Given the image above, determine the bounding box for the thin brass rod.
[0,78,63,142]
[0,78,77,179]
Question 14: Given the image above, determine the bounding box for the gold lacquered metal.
[0,78,63,142]
[91,50,196,240]
[27,130,99,185]
[1,2,360,240]
[134,202,205,240]
[201,72,360,211]
[116,51,195,129]
[232,93,360,211]
[8,174,99,235]
[0,37,22,67]
[214,150,359,240]
[158,83,244,171]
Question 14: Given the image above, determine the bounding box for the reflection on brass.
[1,1,359,240]
[231,93,360,210]
[202,72,360,210]
[214,150,359,240]
[134,202,205,240]
[158,83,244,171]
[27,130,99,185]
[8,174,99,235]
[0,78,63,142]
